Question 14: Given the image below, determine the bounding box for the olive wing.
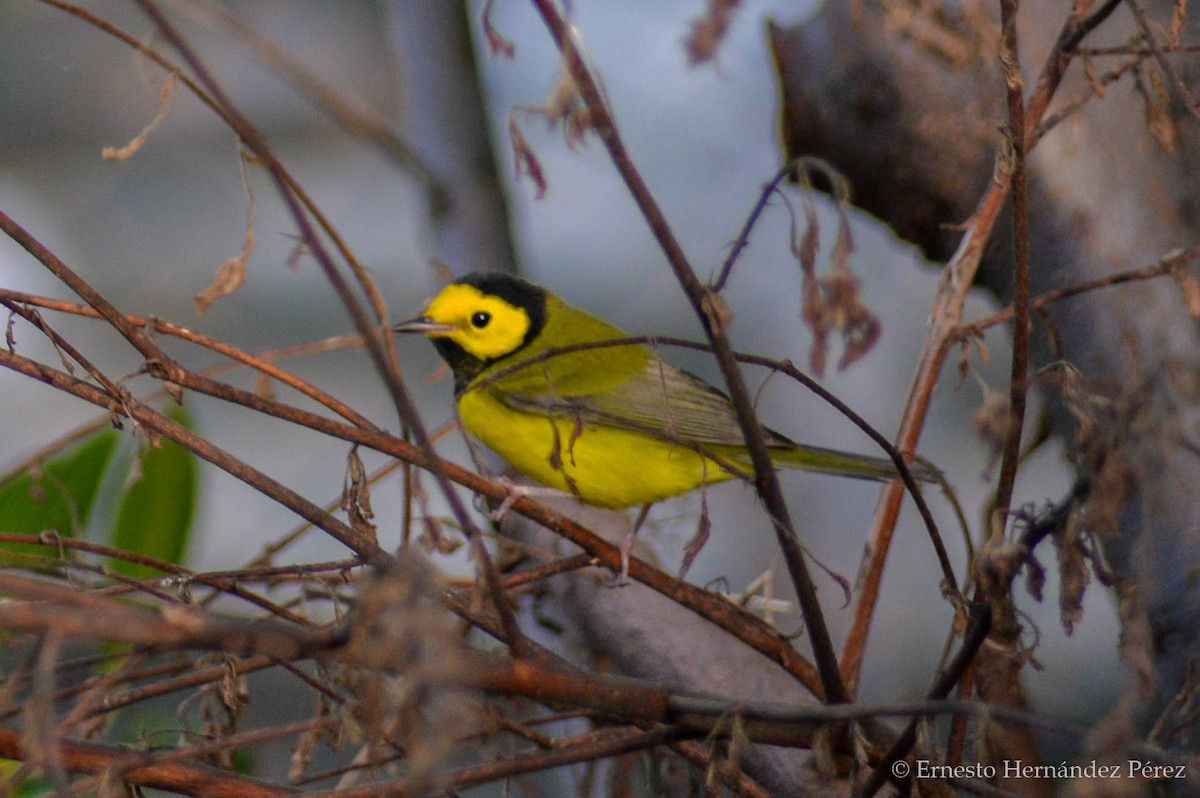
[497,358,792,448]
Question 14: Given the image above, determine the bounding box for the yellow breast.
[457,388,736,508]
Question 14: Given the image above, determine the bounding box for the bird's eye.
[470,311,492,329]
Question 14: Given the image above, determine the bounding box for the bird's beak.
[392,316,456,335]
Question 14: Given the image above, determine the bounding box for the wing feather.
[497,358,792,447]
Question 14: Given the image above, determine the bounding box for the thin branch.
[304,727,695,798]
[528,0,850,706]
[175,0,447,208]
[0,728,296,798]
[473,333,957,594]
[861,601,993,796]
[958,246,1200,334]
[710,161,796,292]
[0,347,385,564]
[0,344,826,696]
[840,0,1124,694]
[132,0,523,654]
[993,0,1031,535]
[1124,0,1200,123]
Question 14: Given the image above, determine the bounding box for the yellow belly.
[457,389,738,508]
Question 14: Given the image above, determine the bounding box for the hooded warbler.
[395,272,934,510]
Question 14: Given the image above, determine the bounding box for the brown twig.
[993,0,1031,539]
[840,0,1124,695]
[860,601,993,796]
[1124,0,1200,123]
[0,347,385,564]
[0,288,378,432]
[710,161,797,292]
[304,727,695,798]
[132,0,523,654]
[958,247,1200,334]
[174,0,447,209]
[0,572,344,658]
[0,727,296,798]
[529,0,850,706]
[0,342,826,696]
[38,0,399,358]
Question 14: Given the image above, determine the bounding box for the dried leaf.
[507,114,547,200]
[972,382,1010,479]
[288,696,330,783]
[194,149,256,313]
[254,371,276,400]
[220,655,249,719]
[1169,261,1200,318]
[1052,513,1089,635]
[1134,65,1177,154]
[480,0,515,58]
[342,446,377,544]
[1082,53,1106,99]
[700,289,733,335]
[1024,548,1046,603]
[787,170,879,374]
[683,0,742,66]
[193,255,248,314]
[102,71,177,161]
[5,309,15,351]
[678,491,712,579]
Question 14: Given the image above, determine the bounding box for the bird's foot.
[606,504,652,587]
[606,532,636,587]
[487,478,562,521]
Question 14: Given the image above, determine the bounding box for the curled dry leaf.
[220,654,250,718]
[193,255,248,314]
[700,289,733,335]
[788,172,880,375]
[195,148,256,313]
[1052,513,1089,635]
[253,371,276,401]
[543,61,592,149]
[1168,258,1200,318]
[972,380,1011,478]
[480,0,515,58]
[342,556,482,790]
[1134,65,1177,154]
[678,490,711,580]
[288,695,331,783]
[1024,546,1047,603]
[507,113,547,200]
[342,446,377,545]
[506,56,602,197]
[683,0,743,66]
[102,72,178,161]
[824,266,881,371]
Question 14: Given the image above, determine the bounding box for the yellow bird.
[395,272,934,520]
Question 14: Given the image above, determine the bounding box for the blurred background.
[0,0,1118,772]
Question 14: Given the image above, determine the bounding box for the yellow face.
[420,283,531,360]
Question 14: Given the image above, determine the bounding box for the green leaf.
[0,760,49,798]
[0,430,118,567]
[109,405,197,579]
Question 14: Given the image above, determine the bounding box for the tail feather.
[768,443,941,484]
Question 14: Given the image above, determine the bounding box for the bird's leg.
[487,478,566,521]
[614,503,653,586]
